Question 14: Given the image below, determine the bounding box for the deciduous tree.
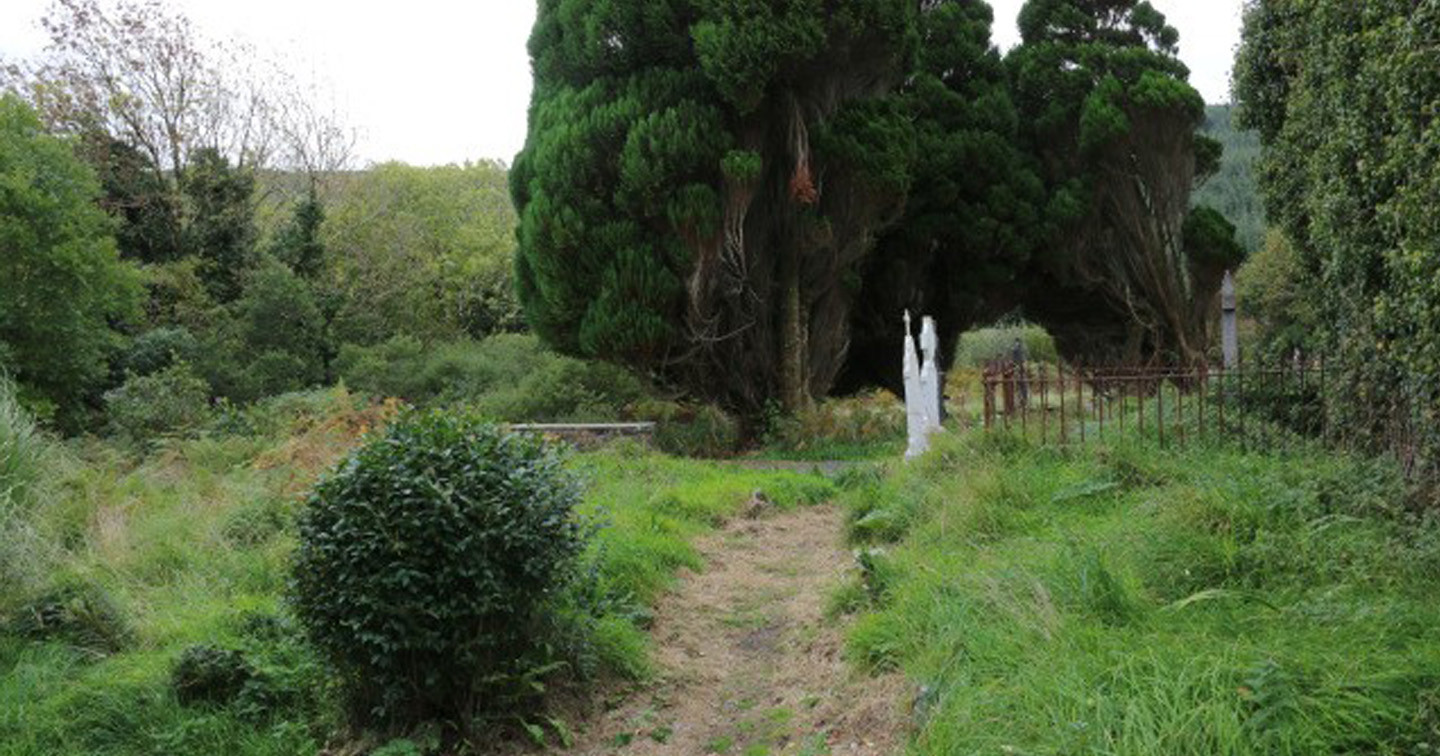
[0,95,141,422]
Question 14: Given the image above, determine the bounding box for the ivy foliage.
[1235,0,1440,475]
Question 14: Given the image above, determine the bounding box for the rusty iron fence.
[980,359,1426,477]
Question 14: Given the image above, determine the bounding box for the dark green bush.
[290,411,586,730]
[171,644,254,706]
[120,326,201,378]
[103,362,212,442]
[335,334,429,399]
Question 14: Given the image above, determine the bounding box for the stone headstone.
[1221,270,1238,369]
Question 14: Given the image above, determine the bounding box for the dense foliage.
[1008,0,1238,366]
[1194,105,1265,254]
[0,95,140,424]
[290,414,586,730]
[515,0,1237,412]
[841,0,1045,392]
[514,0,921,414]
[1234,0,1440,478]
[325,161,522,345]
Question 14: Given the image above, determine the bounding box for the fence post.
[1157,373,1165,447]
[1222,271,1239,369]
[1040,363,1049,445]
[1060,363,1068,443]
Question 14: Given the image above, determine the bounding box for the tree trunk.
[778,241,810,413]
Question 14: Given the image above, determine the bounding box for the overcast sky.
[0,0,1244,167]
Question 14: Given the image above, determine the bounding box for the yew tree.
[840,0,1047,393]
[512,0,921,413]
[1008,0,1237,367]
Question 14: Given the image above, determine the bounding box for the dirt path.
[569,504,907,756]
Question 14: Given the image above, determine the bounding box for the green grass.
[0,399,837,755]
[838,430,1440,754]
[576,441,836,615]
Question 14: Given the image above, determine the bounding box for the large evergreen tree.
[840,0,1046,393]
[515,0,1238,412]
[513,0,920,413]
[1008,0,1238,367]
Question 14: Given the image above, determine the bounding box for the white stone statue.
[920,316,942,433]
[903,311,944,460]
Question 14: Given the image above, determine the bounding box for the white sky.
[0,0,1243,167]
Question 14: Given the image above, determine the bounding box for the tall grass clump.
[839,429,1440,754]
[0,375,45,514]
[0,375,54,608]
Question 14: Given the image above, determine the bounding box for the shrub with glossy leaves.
[290,411,585,730]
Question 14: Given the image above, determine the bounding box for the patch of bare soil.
[567,504,907,755]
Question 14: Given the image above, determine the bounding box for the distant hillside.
[1195,104,1265,255]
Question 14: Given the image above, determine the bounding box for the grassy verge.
[837,431,1440,754]
[0,391,836,755]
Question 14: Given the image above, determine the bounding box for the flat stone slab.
[506,422,656,434]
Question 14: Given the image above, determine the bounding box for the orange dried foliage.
[253,395,403,496]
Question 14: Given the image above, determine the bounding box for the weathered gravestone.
[903,311,944,460]
[1222,270,1239,369]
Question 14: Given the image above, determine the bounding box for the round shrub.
[172,644,254,706]
[290,411,585,729]
[103,362,212,442]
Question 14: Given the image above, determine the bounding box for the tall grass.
[0,376,44,515]
[840,431,1440,754]
[0,376,54,609]
[0,392,839,755]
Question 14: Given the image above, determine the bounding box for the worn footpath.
[569,503,906,755]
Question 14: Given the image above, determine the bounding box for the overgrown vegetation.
[837,431,1440,754]
[514,0,1239,414]
[0,378,838,753]
[1235,0,1440,479]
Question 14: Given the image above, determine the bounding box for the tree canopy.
[514,0,921,414]
[0,95,140,421]
[324,161,521,346]
[514,0,1233,412]
[1007,0,1236,367]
